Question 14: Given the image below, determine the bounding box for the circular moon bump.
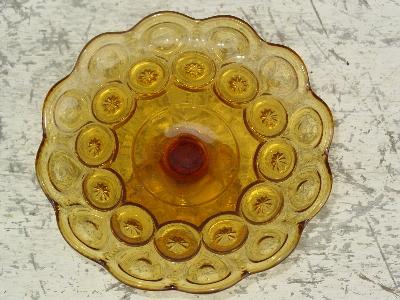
[48,151,81,192]
[83,169,123,210]
[54,90,88,133]
[186,257,230,285]
[290,108,323,148]
[128,58,169,98]
[289,168,321,211]
[143,22,187,54]
[154,223,200,260]
[202,215,248,253]
[209,27,250,60]
[118,252,163,281]
[215,64,258,106]
[240,183,283,223]
[257,139,296,181]
[111,205,155,245]
[246,229,287,262]
[173,51,216,90]
[245,95,287,138]
[69,210,107,249]
[260,56,298,95]
[92,82,135,124]
[88,43,129,79]
[75,123,116,166]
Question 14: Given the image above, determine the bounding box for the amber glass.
[36,11,333,293]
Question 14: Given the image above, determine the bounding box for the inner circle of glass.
[133,105,239,209]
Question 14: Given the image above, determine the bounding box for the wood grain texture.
[0,0,399,299]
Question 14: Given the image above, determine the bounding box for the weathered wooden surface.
[1,0,399,299]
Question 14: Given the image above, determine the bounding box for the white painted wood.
[0,0,399,299]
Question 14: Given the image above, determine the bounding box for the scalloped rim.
[35,11,334,294]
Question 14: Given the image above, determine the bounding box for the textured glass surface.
[36,11,333,293]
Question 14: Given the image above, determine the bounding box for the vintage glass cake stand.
[36,11,333,293]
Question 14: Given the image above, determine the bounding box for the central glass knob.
[161,134,208,182]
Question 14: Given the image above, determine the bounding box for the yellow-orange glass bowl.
[36,11,333,293]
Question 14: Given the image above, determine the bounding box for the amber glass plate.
[36,11,333,293]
